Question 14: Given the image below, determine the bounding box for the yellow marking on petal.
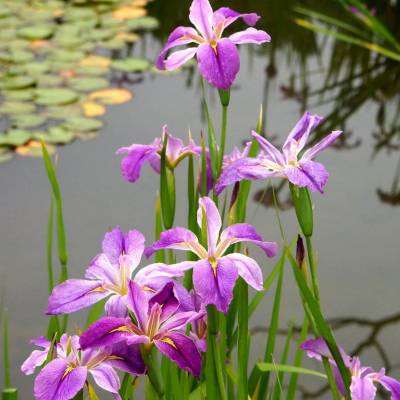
[143,286,156,293]
[161,337,177,349]
[109,326,130,334]
[88,287,107,294]
[209,256,217,277]
[209,39,218,55]
[62,365,75,380]
[107,355,124,361]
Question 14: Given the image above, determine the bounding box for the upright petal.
[197,39,240,90]
[219,223,278,258]
[105,295,127,318]
[165,47,198,71]
[85,253,119,282]
[229,28,271,44]
[197,197,221,254]
[282,112,324,155]
[34,359,87,400]
[221,253,264,291]
[101,227,125,264]
[379,375,400,400]
[144,227,201,258]
[47,279,109,315]
[124,229,145,267]
[302,130,342,160]
[156,26,200,70]
[149,282,180,323]
[154,332,201,377]
[192,259,238,313]
[189,0,213,40]
[89,364,120,395]
[126,281,149,330]
[350,376,377,400]
[252,132,285,165]
[286,160,329,193]
[80,317,133,349]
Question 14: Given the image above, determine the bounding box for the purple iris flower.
[216,112,342,194]
[21,336,51,375]
[156,0,271,89]
[23,334,145,400]
[80,281,202,377]
[142,197,278,313]
[301,338,400,400]
[116,125,198,183]
[47,227,152,318]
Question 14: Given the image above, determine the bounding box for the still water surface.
[1,1,399,398]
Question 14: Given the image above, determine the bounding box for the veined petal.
[149,282,179,323]
[101,227,125,264]
[126,281,149,330]
[193,259,238,313]
[197,197,221,254]
[282,112,324,156]
[219,223,278,258]
[302,130,342,160]
[286,160,329,193]
[34,359,87,400]
[252,132,285,165]
[154,332,201,377]
[229,28,271,44]
[124,229,145,268]
[21,336,51,375]
[165,47,198,70]
[116,143,160,183]
[156,26,201,70]
[89,364,120,395]
[161,311,201,332]
[189,0,213,40]
[85,253,119,282]
[105,295,127,318]
[213,7,260,30]
[197,39,240,90]
[350,376,377,400]
[144,227,202,258]
[221,253,264,291]
[80,317,132,349]
[108,343,146,375]
[47,279,109,315]
[379,375,400,400]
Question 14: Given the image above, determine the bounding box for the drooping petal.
[105,295,127,318]
[108,343,146,375]
[47,279,109,315]
[221,253,264,291]
[197,39,240,90]
[116,144,160,183]
[213,7,260,30]
[21,337,51,375]
[189,0,213,40]
[302,130,342,161]
[216,157,276,195]
[80,317,132,349]
[126,280,149,330]
[161,311,201,332]
[229,28,271,44]
[350,376,377,400]
[144,227,201,258]
[34,359,87,400]
[193,259,238,313]
[379,375,400,400]
[252,132,285,165]
[197,197,221,254]
[300,338,351,366]
[165,47,198,71]
[219,223,278,258]
[89,364,120,395]
[154,332,201,377]
[285,160,329,193]
[282,112,324,156]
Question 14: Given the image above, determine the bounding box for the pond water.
[1,0,399,398]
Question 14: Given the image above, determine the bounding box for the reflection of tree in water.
[252,311,400,399]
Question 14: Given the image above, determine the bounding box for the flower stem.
[305,236,320,303]
[237,278,249,400]
[218,89,230,176]
[141,346,165,400]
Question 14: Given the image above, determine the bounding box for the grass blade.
[237,278,248,400]
[3,312,11,388]
[257,364,327,379]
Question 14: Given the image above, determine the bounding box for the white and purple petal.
[189,0,213,40]
[126,280,149,331]
[89,364,120,396]
[197,197,221,254]
[302,130,342,161]
[229,28,271,44]
[379,375,400,400]
[21,337,51,375]
[285,160,329,193]
[350,376,377,400]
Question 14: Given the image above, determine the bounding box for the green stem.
[3,314,11,388]
[305,236,320,303]
[322,358,341,400]
[141,347,165,400]
[2,389,18,400]
[237,278,248,400]
[218,89,230,175]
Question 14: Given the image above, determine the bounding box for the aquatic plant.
[0,0,398,399]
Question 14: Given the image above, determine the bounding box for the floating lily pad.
[0,129,32,146]
[64,116,103,132]
[89,88,133,104]
[111,58,150,73]
[11,114,47,129]
[19,62,51,75]
[75,65,109,76]
[99,38,126,50]
[36,74,64,87]
[45,104,82,119]
[80,55,111,68]
[35,88,79,106]
[114,32,139,43]
[64,7,97,21]
[10,49,35,63]
[126,16,159,30]
[18,25,54,40]
[34,126,75,144]
[2,76,36,90]
[3,90,35,101]
[16,140,56,157]
[68,77,109,92]
[0,101,36,114]
[48,49,85,62]
[112,6,146,20]
[81,101,106,117]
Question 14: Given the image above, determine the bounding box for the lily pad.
[126,16,159,30]
[3,90,35,101]
[16,140,56,157]
[18,25,54,40]
[10,49,35,63]
[36,74,64,87]
[34,126,75,144]
[111,58,150,73]
[81,101,106,117]
[2,76,36,90]
[35,88,79,106]
[112,6,146,20]
[68,77,109,92]
[0,129,32,146]
[0,101,36,114]
[45,104,82,119]
[64,116,103,132]
[89,88,133,104]
[75,65,109,76]
[11,114,47,129]
[80,55,111,68]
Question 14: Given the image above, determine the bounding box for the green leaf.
[3,90,35,101]
[111,58,150,73]
[34,127,75,144]
[289,184,313,237]
[126,16,159,30]
[1,388,18,400]
[2,76,36,90]
[35,88,79,106]
[68,77,109,92]
[0,129,32,146]
[0,101,36,115]
[18,25,54,40]
[257,364,327,379]
[85,299,106,328]
[11,114,47,129]
[64,117,103,132]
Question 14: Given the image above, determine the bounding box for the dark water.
[1,0,400,398]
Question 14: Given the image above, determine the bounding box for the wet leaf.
[68,77,109,92]
[0,129,32,146]
[64,116,103,132]
[18,25,54,40]
[36,74,64,87]
[11,114,47,129]
[35,88,79,106]
[81,101,106,117]
[89,88,132,104]
[2,76,36,90]
[0,101,36,114]
[17,140,56,157]
[111,57,150,73]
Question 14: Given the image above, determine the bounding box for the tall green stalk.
[237,278,249,400]
[218,89,230,175]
